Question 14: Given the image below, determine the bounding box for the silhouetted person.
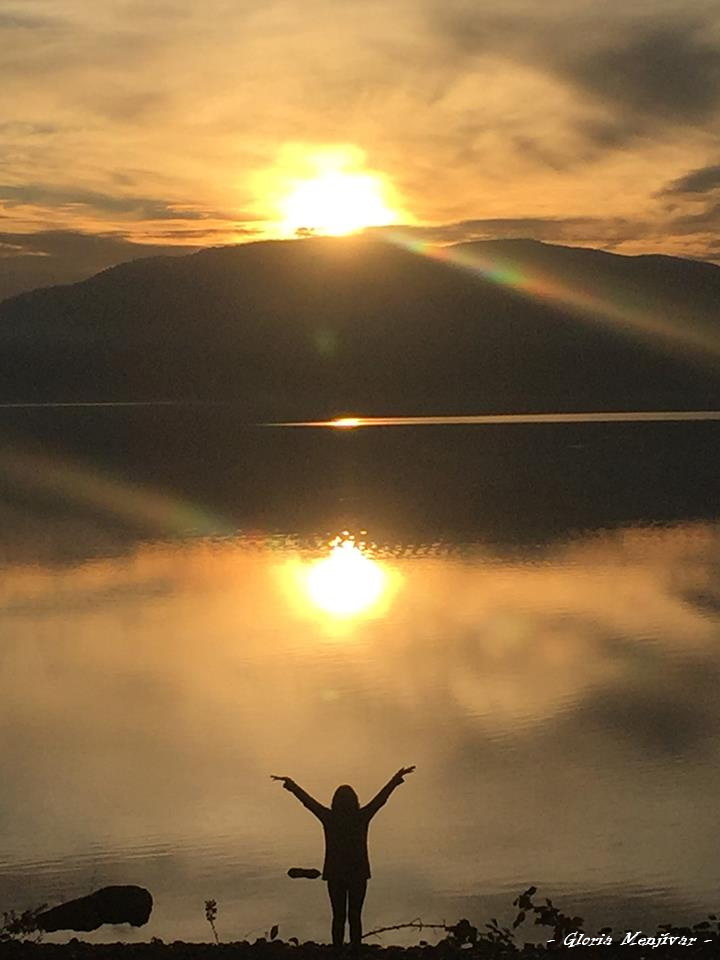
[273,767,415,955]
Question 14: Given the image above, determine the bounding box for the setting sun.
[281,170,396,236]
[260,145,402,237]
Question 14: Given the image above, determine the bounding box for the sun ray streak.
[267,411,720,428]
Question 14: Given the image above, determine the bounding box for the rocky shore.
[3,930,720,960]
[4,887,718,960]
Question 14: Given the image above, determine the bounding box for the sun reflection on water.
[305,535,386,617]
[282,533,398,622]
[331,417,362,429]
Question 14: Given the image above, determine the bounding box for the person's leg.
[348,879,367,956]
[327,880,348,951]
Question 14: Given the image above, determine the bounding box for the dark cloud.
[0,230,198,303]
[573,114,648,151]
[433,6,720,148]
[0,121,58,136]
[372,215,637,246]
[0,230,182,259]
[0,183,235,222]
[0,13,60,30]
[85,89,173,122]
[668,201,720,234]
[143,227,260,239]
[660,163,720,196]
[564,27,720,126]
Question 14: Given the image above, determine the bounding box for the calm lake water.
[1,416,719,944]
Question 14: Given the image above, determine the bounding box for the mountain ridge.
[4,235,720,309]
[1,235,719,419]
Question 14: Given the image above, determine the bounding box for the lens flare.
[380,228,720,361]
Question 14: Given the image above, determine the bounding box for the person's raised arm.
[271,776,328,822]
[363,766,415,820]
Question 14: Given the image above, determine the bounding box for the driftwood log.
[35,885,152,932]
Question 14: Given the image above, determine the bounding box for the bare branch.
[362,919,448,940]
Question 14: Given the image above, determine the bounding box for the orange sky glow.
[2,0,720,299]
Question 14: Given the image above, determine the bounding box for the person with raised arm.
[272,766,416,956]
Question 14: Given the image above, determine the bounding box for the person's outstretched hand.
[271,775,297,791]
[392,765,416,784]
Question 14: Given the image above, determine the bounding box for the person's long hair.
[331,784,360,813]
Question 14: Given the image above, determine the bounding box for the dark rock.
[35,885,153,932]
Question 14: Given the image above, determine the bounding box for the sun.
[261,145,403,237]
[281,169,396,237]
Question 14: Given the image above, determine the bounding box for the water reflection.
[285,534,399,622]
[1,523,719,944]
[304,537,386,618]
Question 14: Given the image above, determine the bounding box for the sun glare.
[305,537,387,617]
[261,145,402,237]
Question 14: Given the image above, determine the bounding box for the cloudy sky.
[2,0,720,298]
